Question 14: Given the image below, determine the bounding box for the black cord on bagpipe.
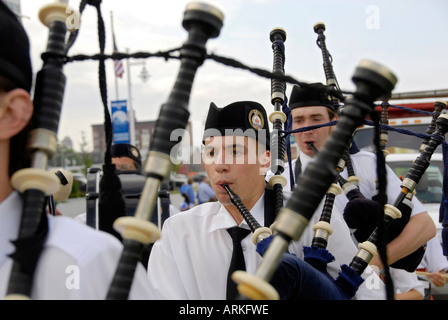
[85,0,129,240]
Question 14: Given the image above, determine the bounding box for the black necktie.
[226,226,251,300]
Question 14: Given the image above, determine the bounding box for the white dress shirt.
[147,190,386,299]
[390,267,424,297]
[147,198,264,300]
[418,236,448,273]
[0,191,151,300]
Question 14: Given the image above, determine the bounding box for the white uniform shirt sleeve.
[419,236,448,273]
[146,222,188,299]
[147,201,265,300]
[33,216,152,300]
[1,191,152,300]
[348,152,426,217]
[390,267,425,297]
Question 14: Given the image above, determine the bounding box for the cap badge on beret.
[248,109,264,131]
[130,147,139,158]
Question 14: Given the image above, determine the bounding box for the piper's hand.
[343,197,379,243]
[428,271,447,287]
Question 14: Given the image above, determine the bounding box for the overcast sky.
[20,0,448,151]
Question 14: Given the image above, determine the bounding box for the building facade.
[92,120,193,165]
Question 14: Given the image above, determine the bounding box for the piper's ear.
[258,150,271,175]
[329,113,339,133]
[0,89,33,140]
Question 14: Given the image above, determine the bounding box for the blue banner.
[111,100,130,144]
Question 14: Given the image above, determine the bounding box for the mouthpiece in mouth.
[221,183,240,206]
[306,142,319,155]
[222,183,233,196]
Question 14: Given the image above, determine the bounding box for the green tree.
[48,142,80,168]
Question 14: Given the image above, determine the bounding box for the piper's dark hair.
[0,75,19,93]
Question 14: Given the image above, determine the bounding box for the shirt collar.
[299,150,316,172]
[0,191,22,266]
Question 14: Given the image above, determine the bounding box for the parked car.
[386,153,444,238]
[71,172,87,194]
[386,153,448,299]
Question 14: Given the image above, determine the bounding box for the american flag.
[113,33,124,78]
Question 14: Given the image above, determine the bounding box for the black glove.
[343,195,380,243]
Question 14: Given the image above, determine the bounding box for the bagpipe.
[267,27,288,217]
[283,85,448,300]
[293,23,447,299]
[223,182,361,300]
[47,168,73,216]
[343,100,448,264]
[85,167,170,240]
[10,0,444,301]
[230,58,398,300]
[345,110,448,296]
[219,24,395,300]
[420,101,447,152]
[105,3,224,300]
[5,0,224,300]
[265,26,358,299]
[304,142,343,263]
[5,1,80,299]
[313,22,343,103]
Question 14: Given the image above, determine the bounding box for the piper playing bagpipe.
[311,22,434,275]
[0,1,151,299]
[146,101,274,299]
[234,58,400,301]
[267,84,435,269]
[147,100,384,299]
[344,112,448,299]
[249,25,365,299]
[342,101,448,273]
[265,83,435,296]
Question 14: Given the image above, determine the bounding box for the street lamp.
[126,48,150,145]
[139,63,150,83]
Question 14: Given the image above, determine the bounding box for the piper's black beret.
[111,143,142,167]
[289,83,336,112]
[203,101,270,150]
[0,2,32,92]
